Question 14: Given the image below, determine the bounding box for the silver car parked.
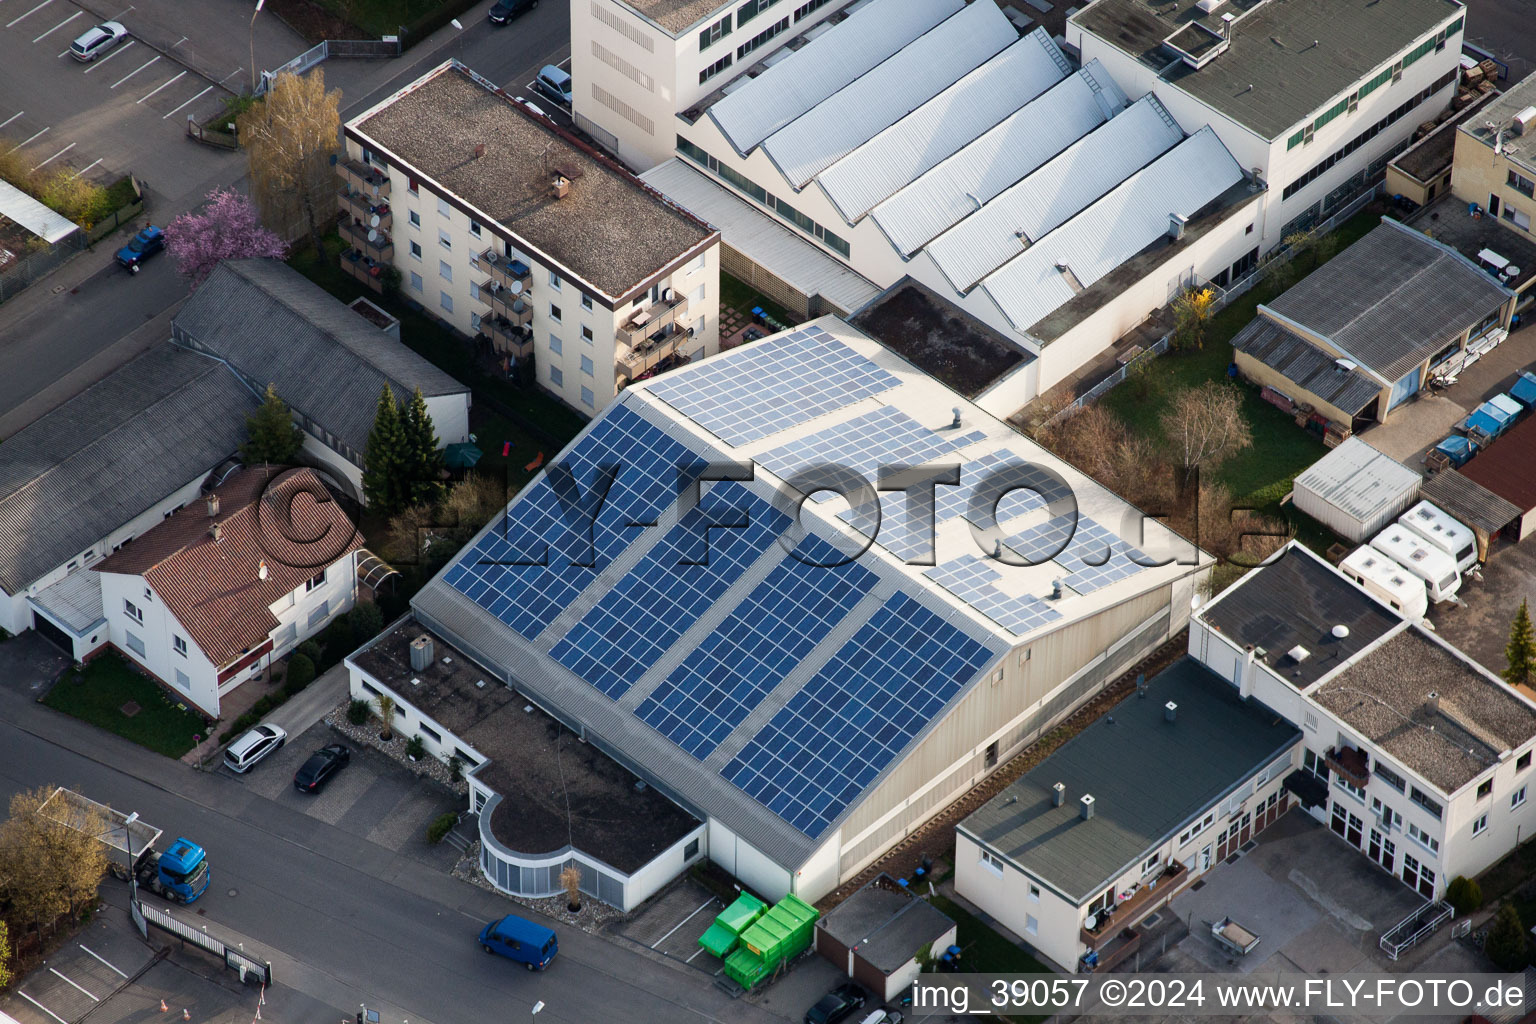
[70,21,128,62]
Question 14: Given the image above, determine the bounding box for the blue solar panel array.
[755,405,988,495]
[721,593,999,838]
[634,535,878,759]
[934,451,1073,527]
[549,482,791,699]
[444,403,703,639]
[644,325,903,447]
[923,555,1062,636]
[1001,515,1151,596]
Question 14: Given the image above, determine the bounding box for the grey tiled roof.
[1265,221,1514,383]
[1231,316,1381,416]
[173,260,468,456]
[958,658,1299,903]
[0,345,255,594]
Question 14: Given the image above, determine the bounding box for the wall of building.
[98,572,221,716]
[301,435,364,503]
[347,659,487,767]
[424,394,472,447]
[707,819,793,900]
[1232,349,1375,428]
[874,922,956,1001]
[955,830,1083,969]
[1451,131,1536,242]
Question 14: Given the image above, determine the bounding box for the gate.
[134,900,272,985]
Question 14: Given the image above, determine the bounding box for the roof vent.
[1052,782,1065,807]
[1335,358,1357,373]
[474,143,485,159]
[635,780,648,793]
[1426,690,1440,713]
[410,677,421,687]
[475,679,486,689]
[1331,624,1350,639]
[1080,794,1095,821]
[1288,644,1311,663]
[1168,213,1187,241]
[206,494,220,517]
[209,521,222,543]
[258,560,269,582]
[1165,701,1178,722]
[1195,0,1225,13]
[1513,106,1536,136]
[1051,578,1064,600]
[552,174,570,200]
[409,634,434,671]
[1055,258,1070,273]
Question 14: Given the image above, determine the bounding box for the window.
[1024,914,1038,936]
[699,54,732,84]
[1407,821,1440,854]
[1028,883,1040,902]
[718,162,767,204]
[470,219,482,238]
[1178,810,1217,846]
[440,291,454,314]
[580,386,594,408]
[361,681,380,696]
[173,635,188,657]
[470,282,480,302]
[580,355,594,376]
[1473,813,1489,836]
[1302,748,1329,782]
[1375,763,1406,793]
[549,303,562,322]
[677,135,709,167]
[1336,776,1365,801]
[736,0,780,26]
[407,176,420,195]
[437,197,451,219]
[549,334,563,355]
[550,367,564,387]
[439,260,453,282]
[580,292,592,311]
[174,668,191,690]
[409,271,423,292]
[684,838,699,860]
[581,325,594,342]
[124,599,143,623]
[549,269,562,290]
[1503,205,1532,232]
[439,229,452,250]
[409,241,422,260]
[698,13,731,49]
[1410,786,1443,820]
[1514,787,1528,809]
[1142,854,1161,875]
[979,849,1003,876]
[736,16,789,59]
[420,723,442,743]
[1478,779,1493,799]
[307,601,330,628]
[408,210,420,227]
[306,570,326,592]
[794,0,830,19]
[126,631,145,657]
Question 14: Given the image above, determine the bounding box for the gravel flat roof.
[618,0,732,34]
[354,63,713,299]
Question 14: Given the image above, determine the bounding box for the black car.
[805,983,866,1024]
[293,744,351,793]
[488,0,537,24]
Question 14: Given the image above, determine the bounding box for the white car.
[223,723,288,773]
[70,21,128,62]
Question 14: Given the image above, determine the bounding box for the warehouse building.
[1291,438,1421,543]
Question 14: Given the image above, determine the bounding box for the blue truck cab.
[156,838,210,903]
[478,914,557,970]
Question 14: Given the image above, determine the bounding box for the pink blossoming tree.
[165,187,288,289]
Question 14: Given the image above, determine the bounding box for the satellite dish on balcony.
[512,299,526,313]
[1085,914,1098,931]
[369,214,381,228]
[509,279,523,294]
[367,228,378,243]
[371,185,380,197]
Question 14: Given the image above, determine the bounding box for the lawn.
[928,894,1049,1023]
[720,273,800,332]
[43,652,209,758]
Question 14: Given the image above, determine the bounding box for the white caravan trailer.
[1370,524,1461,603]
[1397,500,1478,573]
[1340,546,1429,619]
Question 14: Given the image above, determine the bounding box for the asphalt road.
[0,667,785,1024]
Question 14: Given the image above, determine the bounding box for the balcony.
[483,316,533,358]
[340,249,385,293]
[1081,928,1142,974]
[616,292,688,349]
[617,324,696,379]
[1325,746,1370,788]
[1079,860,1189,951]
[338,213,393,260]
[480,250,532,293]
[337,157,389,198]
[338,187,392,232]
[477,280,533,323]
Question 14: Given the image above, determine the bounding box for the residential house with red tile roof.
[94,467,363,717]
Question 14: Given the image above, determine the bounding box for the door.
[1345,812,1364,848]
[1200,845,1212,872]
[1379,836,1396,873]
[1490,195,1502,218]
[1386,367,1422,412]
[30,611,74,655]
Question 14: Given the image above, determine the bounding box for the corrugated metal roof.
[981,127,1243,334]
[1421,470,1523,535]
[760,1,1016,189]
[0,179,77,244]
[1293,437,1421,523]
[813,29,1070,226]
[1231,317,1383,416]
[869,61,1127,258]
[923,95,1183,294]
[705,0,962,156]
[174,260,468,457]
[0,345,254,595]
[29,569,105,635]
[639,159,881,314]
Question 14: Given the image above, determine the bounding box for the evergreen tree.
[1485,903,1529,971]
[1507,599,1536,687]
[363,385,408,513]
[240,383,304,465]
[401,387,446,508]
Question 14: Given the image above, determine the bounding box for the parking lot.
[6,914,152,1024]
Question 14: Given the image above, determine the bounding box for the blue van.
[479,914,557,970]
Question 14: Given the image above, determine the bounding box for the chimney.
[410,635,435,672]
[1079,794,1095,821]
[1426,690,1440,714]
[1168,213,1188,241]
[1165,700,1178,722]
[209,521,222,543]
[1052,782,1065,807]
[206,494,220,517]
[474,143,485,159]
[552,174,570,200]
[258,560,269,582]
[1240,645,1256,699]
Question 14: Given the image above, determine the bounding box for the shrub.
[297,640,322,664]
[350,602,384,642]
[1486,903,1528,971]
[347,698,370,726]
[446,754,465,783]
[405,734,427,759]
[284,654,316,695]
[1447,876,1483,915]
[426,812,458,844]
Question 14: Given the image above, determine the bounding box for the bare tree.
[0,788,108,932]
[1159,382,1253,504]
[239,69,341,261]
[559,864,582,912]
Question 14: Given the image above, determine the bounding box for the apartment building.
[340,61,720,415]
[1453,73,1536,241]
[1069,0,1466,250]
[572,0,844,170]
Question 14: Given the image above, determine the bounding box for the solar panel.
[1001,515,1151,596]
[923,555,1063,636]
[721,593,999,837]
[935,450,1074,526]
[755,405,988,496]
[635,535,878,759]
[444,403,705,639]
[645,325,903,446]
[550,482,791,699]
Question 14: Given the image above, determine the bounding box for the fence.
[185,119,239,149]
[134,900,273,985]
[87,180,145,243]
[1380,900,1454,960]
[257,41,328,95]
[0,232,86,303]
[255,36,401,95]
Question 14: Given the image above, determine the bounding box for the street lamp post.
[124,812,140,905]
[249,0,265,96]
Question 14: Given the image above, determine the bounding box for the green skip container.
[698,891,767,959]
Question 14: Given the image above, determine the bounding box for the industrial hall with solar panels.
[344,317,1211,911]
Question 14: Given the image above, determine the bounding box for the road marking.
[6,125,48,152]
[684,947,705,963]
[78,945,128,978]
[72,156,103,177]
[135,69,184,103]
[112,4,134,16]
[32,10,78,42]
[219,66,241,85]
[48,967,99,1001]
[172,34,184,46]
[0,110,22,130]
[5,0,54,29]
[17,992,69,1024]
[649,897,716,950]
[31,140,73,170]
[162,83,211,119]
[82,37,132,71]
[109,53,157,88]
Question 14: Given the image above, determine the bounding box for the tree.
[363,385,408,513]
[0,920,11,990]
[1170,287,1217,351]
[238,69,340,260]
[373,693,397,741]
[1506,599,1536,687]
[0,787,109,932]
[349,601,383,642]
[241,384,305,466]
[560,864,582,912]
[165,188,287,289]
[1486,903,1529,971]
[1446,876,1483,915]
[387,472,507,565]
[1160,382,1253,505]
[401,388,446,509]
